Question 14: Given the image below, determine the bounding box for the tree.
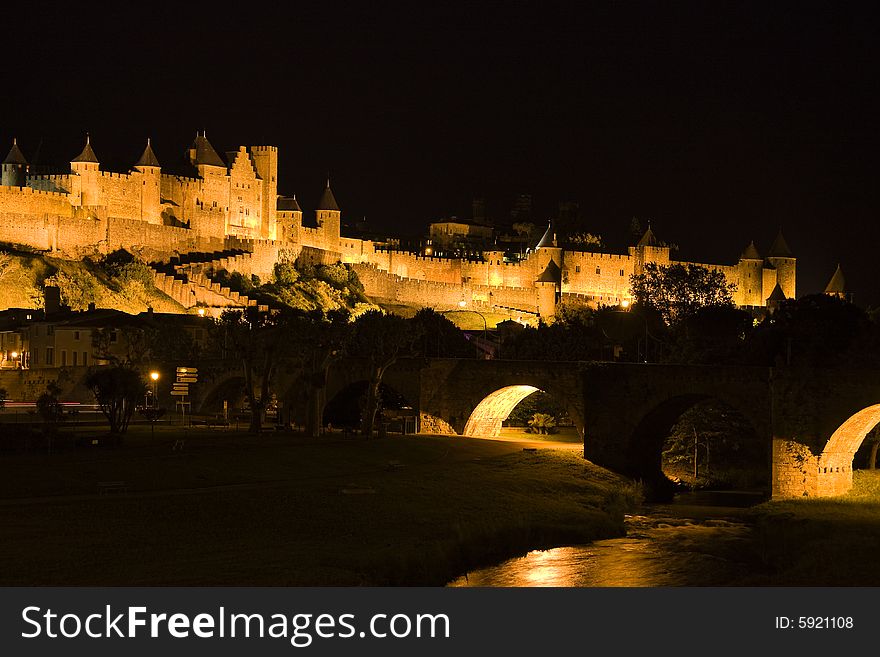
[409,308,474,359]
[215,307,299,433]
[350,310,420,437]
[665,305,753,364]
[298,309,353,437]
[527,412,557,435]
[512,222,537,240]
[36,382,65,434]
[85,366,146,435]
[566,232,604,251]
[748,294,880,368]
[630,263,736,326]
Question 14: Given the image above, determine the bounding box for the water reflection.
[449,509,757,587]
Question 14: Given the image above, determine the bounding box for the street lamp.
[150,371,160,407]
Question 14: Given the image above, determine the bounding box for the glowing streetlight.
[458,299,467,308]
[197,308,206,317]
[620,299,630,309]
[149,371,160,409]
[10,351,18,359]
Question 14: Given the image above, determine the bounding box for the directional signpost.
[175,367,198,427]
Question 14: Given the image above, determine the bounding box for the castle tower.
[535,259,562,319]
[628,224,671,275]
[134,138,162,225]
[765,228,796,300]
[70,135,101,207]
[187,132,226,177]
[824,264,848,301]
[532,221,563,319]
[2,138,28,186]
[249,146,278,240]
[276,195,303,244]
[316,178,341,250]
[766,282,787,315]
[737,241,764,306]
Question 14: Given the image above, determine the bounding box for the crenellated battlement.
[0,185,69,200]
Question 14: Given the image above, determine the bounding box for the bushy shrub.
[44,270,100,310]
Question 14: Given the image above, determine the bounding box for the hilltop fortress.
[0,135,795,318]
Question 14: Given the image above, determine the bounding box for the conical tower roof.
[767,282,787,302]
[317,179,339,211]
[535,259,562,284]
[535,221,554,249]
[135,138,160,168]
[189,132,225,168]
[72,135,99,163]
[636,225,659,247]
[825,264,846,294]
[277,195,302,212]
[3,138,27,165]
[740,240,761,260]
[767,229,793,258]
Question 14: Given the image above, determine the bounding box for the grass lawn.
[747,470,880,585]
[0,427,639,585]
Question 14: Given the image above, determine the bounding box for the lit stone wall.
[562,252,634,303]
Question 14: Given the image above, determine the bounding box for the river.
[448,491,765,587]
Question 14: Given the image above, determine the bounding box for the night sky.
[3,2,877,303]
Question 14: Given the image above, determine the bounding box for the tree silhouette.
[85,366,145,435]
[630,263,735,326]
[350,310,420,437]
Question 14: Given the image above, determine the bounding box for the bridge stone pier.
[368,358,880,500]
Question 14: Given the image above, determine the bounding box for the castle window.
[596,267,601,275]
[46,347,54,365]
[72,351,78,366]
[620,269,625,276]
[575,266,580,273]
[83,352,88,366]
[61,351,67,367]
[74,331,80,341]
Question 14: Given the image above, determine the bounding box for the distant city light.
[150,371,160,381]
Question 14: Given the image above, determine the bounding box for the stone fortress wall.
[0,135,796,317]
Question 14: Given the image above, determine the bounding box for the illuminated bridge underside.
[824,404,880,457]
[463,385,541,437]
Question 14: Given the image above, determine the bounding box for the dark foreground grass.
[0,429,640,585]
[747,470,880,585]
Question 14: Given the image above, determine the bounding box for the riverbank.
[747,470,880,585]
[0,429,640,585]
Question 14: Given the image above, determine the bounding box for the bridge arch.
[196,375,246,414]
[460,382,584,440]
[813,404,880,496]
[622,392,768,499]
[462,385,542,436]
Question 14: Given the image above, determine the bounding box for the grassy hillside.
[0,246,185,314]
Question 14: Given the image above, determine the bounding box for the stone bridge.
[324,359,880,500]
[192,357,880,499]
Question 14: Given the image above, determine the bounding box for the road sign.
[172,385,189,391]
[170,390,189,396]
[177,377,198,383]
[177,367,198,374]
